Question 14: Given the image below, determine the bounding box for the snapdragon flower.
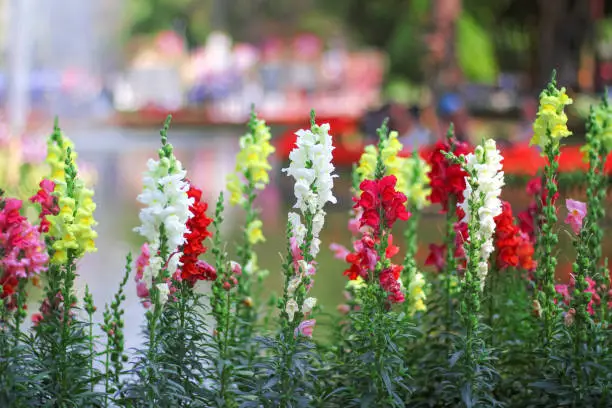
[226,115,275,206]
[531,80,573,151]
[45,125,97,264]
[356,131,408,196]
[401,154,431,210]
[134,121,193,305]
[283,120,336,215]
[281,114,337,336]
[457,139,505,287]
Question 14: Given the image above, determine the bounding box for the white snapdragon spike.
[135,155,193,291]
[283,121,337,258]
[283,123,337,213]
[458,139,504,289]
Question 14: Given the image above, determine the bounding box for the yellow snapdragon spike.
[401,155,432,210]
[45,123,98,263]
[530,80,573,151]
[407,272,427,315]
[246,219,265,245]
[227,116,276,204]
[356,145,377,181]
[356,131,408,193]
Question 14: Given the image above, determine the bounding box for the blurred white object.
[113,68,184,111]
[7,0,34,135]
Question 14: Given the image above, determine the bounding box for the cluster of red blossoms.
[427,140,470,213]
[343,175,409,305]
[493,201,536,272]
[179,183,216,285]
[343,234,399,280]
[354,175,410,236]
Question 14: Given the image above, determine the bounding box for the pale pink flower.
[564,199,587,235]
[295,319,316,338]
[231,261,242,276]
[135,243,150,281]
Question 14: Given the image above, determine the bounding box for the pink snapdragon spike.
[0,196,49,307]
[564,199,587,235]
[134,243,151,307]
[295,319,316,338]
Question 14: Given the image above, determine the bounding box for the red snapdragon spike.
[343,234,378,281]
[425,243,446,272]
[354,175,409,235]
[493,201,536,272]
[427,140,470,213]
[179,183,215,285]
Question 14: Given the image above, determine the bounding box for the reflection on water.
[65,123,611,349]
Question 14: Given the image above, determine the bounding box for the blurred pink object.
[156,30,185,56]
[233,43,259,72]
[292,34,322,58]
[261,37,284,60]
[0,123,11,146]
[20,136,47,164]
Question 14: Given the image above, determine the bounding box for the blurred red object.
[276,127,612,178]
[275,116,362,164]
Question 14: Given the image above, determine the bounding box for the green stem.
[104,343,110,407]
[237,171,257,334]
[539,139,560,348]
[14,279,27,346]
[88,311,94,392]
[444,197,457,332]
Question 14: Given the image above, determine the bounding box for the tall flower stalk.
[444,138,504,406]
[340,121,412,406]
[32,120,99,405]
[530,72,572,346]
[581,96,612,322]
[210,192,240,407]
[226,109,275,332]
[134,116,193,350]
[101,253,131,406]
[426,125,470,331]
[277,111,336,406]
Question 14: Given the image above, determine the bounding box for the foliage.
[1,79,612,407]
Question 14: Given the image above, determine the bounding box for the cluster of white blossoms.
[135,150,193,305]
[282,119,336,325]
[283,120,337,258]
[458,138,504,288]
